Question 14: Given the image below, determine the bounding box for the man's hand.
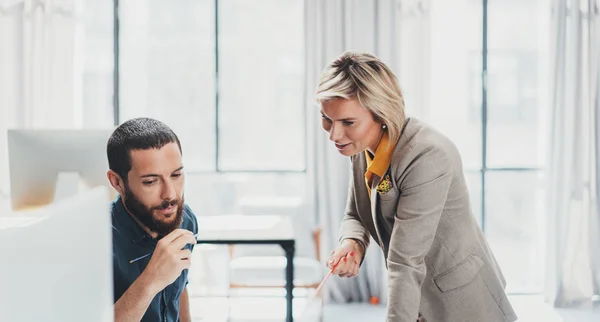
[326,239,364,278]
[115,229,196,322]
[141,229,196,294]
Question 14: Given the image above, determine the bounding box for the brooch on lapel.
[376,175,393,194]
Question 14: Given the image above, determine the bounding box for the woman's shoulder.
[397,117,457,153]
[392,117,462,169]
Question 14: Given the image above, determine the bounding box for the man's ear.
[107,170,126,196]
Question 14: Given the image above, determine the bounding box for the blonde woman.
[318,52,517,322]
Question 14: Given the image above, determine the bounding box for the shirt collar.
[365,131,395,180]
[112,195,153,244]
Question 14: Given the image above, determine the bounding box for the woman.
[317,52,517,322]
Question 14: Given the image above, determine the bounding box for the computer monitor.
[0,186,113,322]
[7,129,116,210]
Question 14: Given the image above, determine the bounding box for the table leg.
[281,241,295,322]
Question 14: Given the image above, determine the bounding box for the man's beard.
[123,185,184,236]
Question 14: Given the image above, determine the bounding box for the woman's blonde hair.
[315,52,406,144]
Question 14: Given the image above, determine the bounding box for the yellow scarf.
[364,132,395,196]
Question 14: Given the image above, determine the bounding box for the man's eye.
[143,181,156,186]
[172,173,182,178]
[342,121,354,126]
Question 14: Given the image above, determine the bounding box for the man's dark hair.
[107,117,182,183]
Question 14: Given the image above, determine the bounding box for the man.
[106,117,198,321]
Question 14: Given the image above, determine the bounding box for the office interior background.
[0,0,599,321]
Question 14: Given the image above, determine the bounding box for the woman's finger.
[332,256,354,276]
[327,255,343,269]
[327,248,351,269]
[339,263,359,278]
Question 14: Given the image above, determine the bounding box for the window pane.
[119,0,216,171]
[428,0,482,169]
[218,0,305,171]
[487,0,551,167]
[485,170,545,293]
[81,0,114,128]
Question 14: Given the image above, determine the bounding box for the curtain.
[545,0,600,308]
[0,0,104,199]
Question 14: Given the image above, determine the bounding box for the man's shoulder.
[181,204,198,234]
[109,198,121,227]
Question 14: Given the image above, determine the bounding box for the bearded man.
[106,117,198,322]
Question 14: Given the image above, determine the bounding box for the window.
[483,0,550,293]
[119,0,216,171]
[117,0,305,172]
[81,0,114,128]
[428,0,550,293]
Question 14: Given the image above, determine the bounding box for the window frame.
[111,0,307,173]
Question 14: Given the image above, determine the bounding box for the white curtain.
[545,0,600,308]
[305,0,431,304]
[0,0,84,197]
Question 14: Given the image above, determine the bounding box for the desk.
[196,214,296,322]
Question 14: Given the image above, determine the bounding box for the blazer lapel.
[370,174,384,245]
[352,154,385,248]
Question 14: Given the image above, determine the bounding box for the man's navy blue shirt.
[111,196,198,322]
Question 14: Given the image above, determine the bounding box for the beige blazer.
[340,117,518,322]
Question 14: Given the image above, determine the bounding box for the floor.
[186,245,600,321]
[188,295,600,322]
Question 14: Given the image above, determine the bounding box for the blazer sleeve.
[338,169,370,263]
[386,144,453,322]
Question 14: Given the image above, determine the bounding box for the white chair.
[227,196,325,300]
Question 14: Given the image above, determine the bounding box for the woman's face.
[321,98,384,156]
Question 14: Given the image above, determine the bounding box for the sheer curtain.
[0,0,113,200]
[305,0,431,303]
[545,0,600,308]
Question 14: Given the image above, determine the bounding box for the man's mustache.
[153,199,179,211]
